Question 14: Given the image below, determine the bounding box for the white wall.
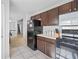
[9,20,17,37]
[1,0,10,59]
[23,15,30,45]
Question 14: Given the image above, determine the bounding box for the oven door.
[56,26,78,59]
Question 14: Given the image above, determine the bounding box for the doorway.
[17,19,23,35]
[10,19,26,57]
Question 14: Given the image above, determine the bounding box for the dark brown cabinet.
[59,1,78,15]
[31,12,48,26]
[37,36,56,58]
[37,36,45,53]
[45,42,56,58]
[47,8,59,25]
[59,2,72,15]
[71,0,78,11]
[40,12,48,26]
[31,1,78,26]
[31,14,41,20]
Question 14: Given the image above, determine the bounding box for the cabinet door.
[31,14,41,20]
[47,8,59,25]
[59,2,72,15]
[37,39,42,51]
[45,42,56,58]
[37,37,45,53]
[40,12,48,26]
[71,0,78,11]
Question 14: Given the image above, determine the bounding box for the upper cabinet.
[59,2,72,15]
[31,14,42,26]
[71,0,78,11]
[31,12,48,26]
[47,8,59,25]
[31,14,41,20]
[40,12,48,26]
[31,0,78,26]
[59,0,78,15]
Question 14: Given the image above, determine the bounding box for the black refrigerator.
[27,20,43,50]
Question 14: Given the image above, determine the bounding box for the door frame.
[1,0,10,59]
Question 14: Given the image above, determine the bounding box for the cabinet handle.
[38,18,41,20]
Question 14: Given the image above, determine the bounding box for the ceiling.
[10,0,72,20]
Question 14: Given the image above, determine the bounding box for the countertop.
[37,34,56,40]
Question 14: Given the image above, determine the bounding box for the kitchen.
[2,0,78,59]
[27,0,78,59]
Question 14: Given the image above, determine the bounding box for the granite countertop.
[37,34,56,40]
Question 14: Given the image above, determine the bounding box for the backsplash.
[43,26,59,37]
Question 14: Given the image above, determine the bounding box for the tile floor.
[56,46,78,59]
[10,35,78,59]
[10,35,53,59]
[10,45,52,59]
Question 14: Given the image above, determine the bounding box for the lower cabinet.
[45,42,56,58]
[37,36,45,53]
[37,36,56,58]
